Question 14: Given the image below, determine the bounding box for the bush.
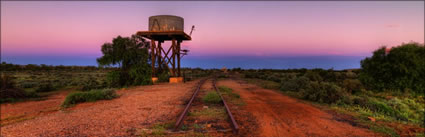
[345,71,357,79]
[365,98,397,116]
[353,97,409,121]
[266,73,282,82]
[387,97,424,123]
[342,79,364,94]
[0,74,35,103]
[202,91,222,104]
[302,81,347,104]
[280,73,297,82]
[129,63,152,85]
[304,71,323,81]
[218,86,233,94]
[62,89,118,107]
[280,76,310,92]
[106,70,124,88]
[35,83,55,92]
[360,42,425,93]
[81,78,101,91]
[20,81,38,88]
[157,71,169,82]
[1,74,16,89]
[218,86,240,99]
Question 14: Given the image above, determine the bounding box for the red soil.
[1,90,70,126]
[1,80,199,137]
[217,79,380,137]
[1,78,392,137]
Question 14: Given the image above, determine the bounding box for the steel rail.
[173,78,207,131]
[212,78,239,134]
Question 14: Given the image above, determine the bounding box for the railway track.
[173,77,239,134]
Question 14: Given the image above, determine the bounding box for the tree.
[97,34,152,87]
[359,42,425,93]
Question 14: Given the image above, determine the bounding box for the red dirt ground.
[1,80,199,137]
[1,78,388,137]
[1,90,70,126]
[217,79,380,137]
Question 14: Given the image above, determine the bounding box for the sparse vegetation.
[35,83,55,92]
[1,63,113,103]
[218,86,244,106]
[61,89,118,107]
[202,91,222,104]
[1,62,219,104]
[219,87,240,99]
[239,48,425,136]
[188,107,227,120]
[182,68,214,81]
[0,73,38,103]
[244,78,280,90]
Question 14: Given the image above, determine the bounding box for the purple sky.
[1,1,424,68]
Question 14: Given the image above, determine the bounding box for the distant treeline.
[1,62,118,71]
[230,68,358,73]
[2,62,359,73]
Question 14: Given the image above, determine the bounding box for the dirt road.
[1,80,199,137]
[217,79,379,137]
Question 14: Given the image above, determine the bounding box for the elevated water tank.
[149,15,184,31]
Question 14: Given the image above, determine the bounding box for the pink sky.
[1,1,424,58]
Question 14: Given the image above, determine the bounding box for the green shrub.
[0,74,36,103]
[218,86,240,99]
[345,71,357,79]
[280,76,310,92]
[229,92,240,99]
[1,74,16,89]
[81,78,101,91]
[387,97,424,123]
[106,70,124,88]
[365,98,397,116]
[61,89,118,107]
[302,81,347,104]
[202,91,222,104]
[157,71,169,82]
[352,95,369,106]
[244,72,257,78]
[20,81,38,88]
[35,83,55,92]
[218,74,228,78]
[304,71,323,81]
[280,73,297,81]
[342,79,364,93]
[218,86,233,94]
[129,63,152,85]
[266,73,282,82]
[360,42,425,93]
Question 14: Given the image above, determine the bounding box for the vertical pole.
[172,39,176,77]
[157,41,162,72]
[151,40,156,77]
[177,40,181,77]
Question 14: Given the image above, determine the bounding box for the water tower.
[137,15,192,83]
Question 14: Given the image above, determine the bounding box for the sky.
[1,1,424,69]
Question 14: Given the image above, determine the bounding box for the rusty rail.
[173,78,207,131]
[212,78,239,134]
[173,77,239,134]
